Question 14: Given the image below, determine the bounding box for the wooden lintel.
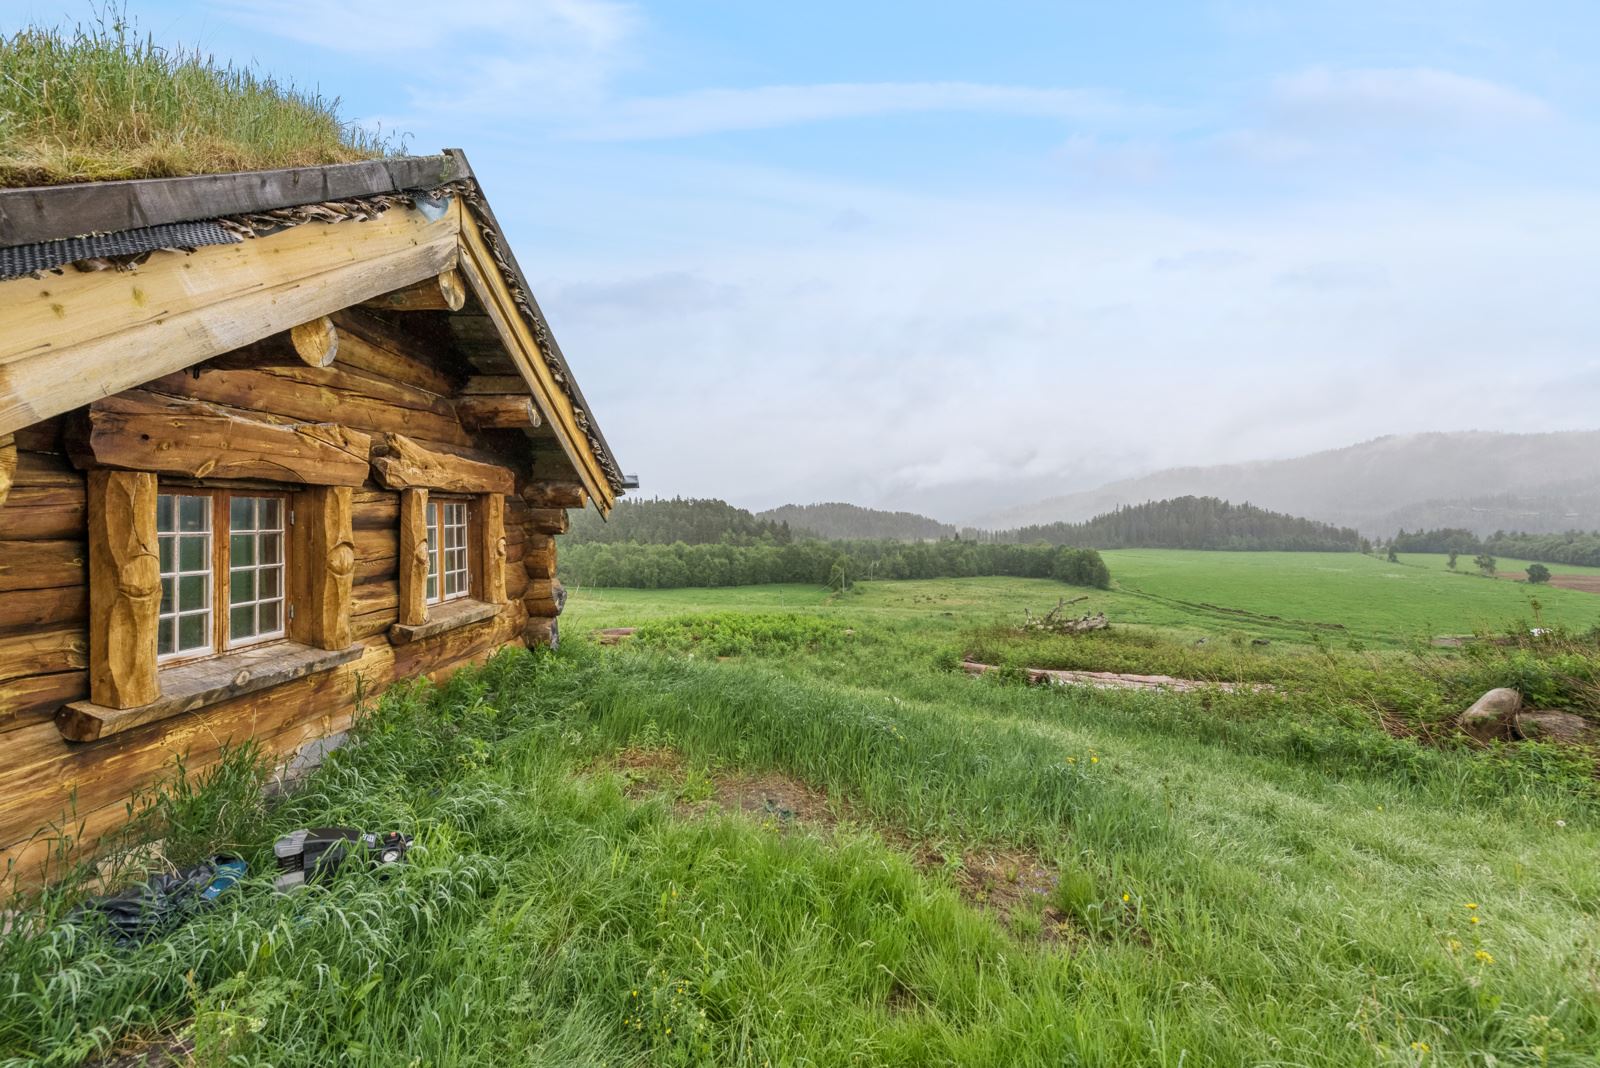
[359,268,466,312]
[370,433,515,495]
[75,390,372,487]
[454,394,540,430]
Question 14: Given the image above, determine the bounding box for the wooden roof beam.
[359,268,466,312]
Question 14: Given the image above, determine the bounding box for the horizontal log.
[0,539,85,593]
[520,481,587,510]
[526,507,569,535]
[370,433,515,495]
[351,579,399,619]
[454,394,540,430]
[0,583,88,635]
[0,484,85,541]
[11,451,81,490]
[57,642,366,742]
[353,492,400,530]
[0,626,88,684]
[359,268,466,312]
[76,391,372,487]
[148,361,471,448]
[330,310,458,396]
[0,670,87,733]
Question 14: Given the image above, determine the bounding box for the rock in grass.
[1458,688,1522,743]
[1515,710,1597,745]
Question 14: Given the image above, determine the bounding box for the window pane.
[230,568,255,604]
[426,572,438,601]
[231,534,255,567]
[259,601,281,634]
[160,577,174,615]
[178,535,206,572]
[229,605,255,641]
[179,574,206,611]
[156,495,174,532]
[157,618,173,656]
[178,612,208,651]
[179,496,208,532]
[159,537,174,573]
[260,532,282,565]
[262,498,282,530]
[260,566,281,599]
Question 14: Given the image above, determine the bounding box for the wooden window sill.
[57,642,365,742]
[388,599,503,645]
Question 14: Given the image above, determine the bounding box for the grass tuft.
[0,4,396,187]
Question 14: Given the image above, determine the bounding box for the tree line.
[757,502,957,541]
[975,496,1364,551]
[1389,527,1600,568]
[559,539,1111,591]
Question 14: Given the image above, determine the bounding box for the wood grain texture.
[397,489,429,627]
[57,641,364,742]
[290,316,338,367]
[454,395,539,430]
[520,481,587,510]
[290,486,355,650]
[330,311,458,396]
[370,433,515,495]
[76,391,372,487]
[0,483,85,541]
[0,434,14,510]
[359,269,466,312]
[86,470,160,710]
[388,598,500,644]
[0,539,84,593]
[477,493,508,605]
[0,204,461,437]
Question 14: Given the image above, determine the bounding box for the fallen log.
[961,660,1274,694]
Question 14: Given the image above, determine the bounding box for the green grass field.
[5,552,1599,1066]
[566,549,1600,648]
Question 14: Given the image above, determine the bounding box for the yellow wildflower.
[1469,916,1480,925]
[1411,1040,1430,1053]
[1464,903,1478,910]
[1474,950,1493,964]
[1122,893,1131,903]
[1090,756,1100,764]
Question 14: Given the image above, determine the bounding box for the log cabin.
[0,151,628,881]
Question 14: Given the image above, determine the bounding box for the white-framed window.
[425,498,470,604]
[156,489,288,662]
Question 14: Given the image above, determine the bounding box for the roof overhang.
[0,152,623,511]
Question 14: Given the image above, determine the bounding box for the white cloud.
[1270,66,1551,130]
[573,82,1141,141]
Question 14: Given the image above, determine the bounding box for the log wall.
[0,314,572,881]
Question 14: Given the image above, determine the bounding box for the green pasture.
[566,549,1600,648]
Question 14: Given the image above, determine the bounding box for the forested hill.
[565,497,793,545]
[982,496,1364,551]
[759,502,956,541]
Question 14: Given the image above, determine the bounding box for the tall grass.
[0,6,393,187]
[3,638,1597,1066]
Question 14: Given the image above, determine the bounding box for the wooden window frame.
[155,486,292,668]
[425,495,473,606]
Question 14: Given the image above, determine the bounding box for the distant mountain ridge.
[972,430,1600,537]
[758,502,956,541]
[981,496,1362,551]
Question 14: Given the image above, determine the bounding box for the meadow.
[3,552,1598,1066]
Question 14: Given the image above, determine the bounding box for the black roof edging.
[0,155,468,248]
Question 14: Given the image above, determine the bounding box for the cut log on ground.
[961,660,1274,694]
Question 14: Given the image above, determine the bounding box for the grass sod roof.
[0,11,392,188]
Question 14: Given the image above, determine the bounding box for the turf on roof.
[0,12,392,188]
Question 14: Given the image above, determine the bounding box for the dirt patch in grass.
[1501,572,1600,596]
[587,748,1079,945]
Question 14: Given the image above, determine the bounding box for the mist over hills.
[971,431,1600,537]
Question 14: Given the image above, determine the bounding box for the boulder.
[1457,687,1522,743]
[1515,710,1597,745]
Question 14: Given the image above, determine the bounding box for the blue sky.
[8,1,1599,519]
